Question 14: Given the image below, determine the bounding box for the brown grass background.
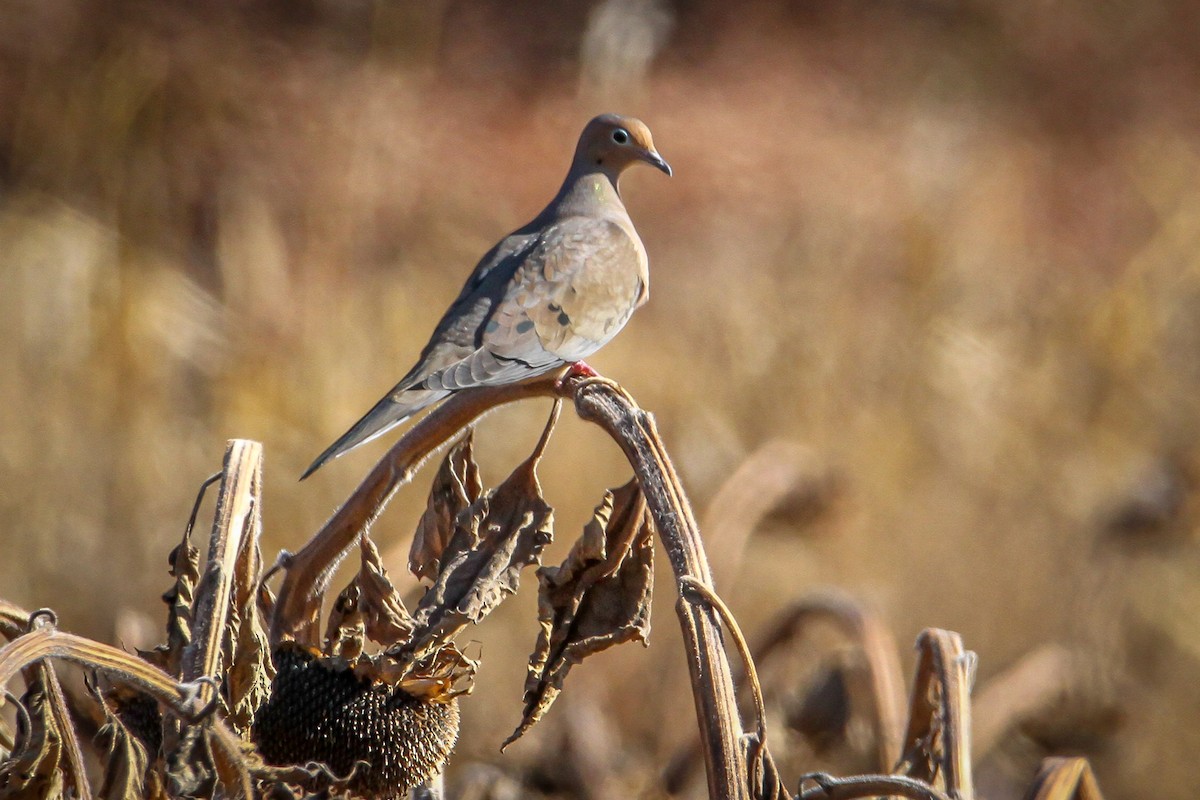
[2,1,1200,797]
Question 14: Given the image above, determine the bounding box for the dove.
[301,113,671,479]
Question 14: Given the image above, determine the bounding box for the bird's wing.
[417,215,644,391]
[300,217,641,478]
[299,230,542,478]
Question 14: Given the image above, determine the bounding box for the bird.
[301,113,671,479]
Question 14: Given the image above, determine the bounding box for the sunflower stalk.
[270,370,752,799]
[0,616,211,720]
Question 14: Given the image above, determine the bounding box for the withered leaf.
[402,414,558,662]
[256,761,362,800]
[361,643,478,700]
[323,582,366,661]
[155,472,215,679]
[289,587,325,651]
[410,432,483,581]
[94,684,151,800]
[357,534,415,646]
[164,717,261,800]
[322,535,415,660]
[164,726,214,798]
[225,510,275,736]
[505,479,653,748]
[158,538,201,678]
[225,603,274,736]
[0,680,65,799]
[256,577,276,622]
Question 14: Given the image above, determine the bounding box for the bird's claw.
[555,361,599,392]
[566,361,599,379]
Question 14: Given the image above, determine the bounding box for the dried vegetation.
[1,372,1113,799]
[2,1,1197,798]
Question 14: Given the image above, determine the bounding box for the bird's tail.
[300,388,449,479]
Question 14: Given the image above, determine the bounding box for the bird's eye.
[612,128,629,145]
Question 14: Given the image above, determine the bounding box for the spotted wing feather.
[301,216,643,478]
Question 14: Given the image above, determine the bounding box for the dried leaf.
[290,586,325,650]
[155,539,201,677]
[256,760,363,799]
[321,535,414,661]
[357,535,415,646]
[402,419,557,662]
[257,577,277,622]
[323,582,366,661]
[224,601,274,735]
[363,644,478,700]
[0,681,65,800]
[94,685,151,800]
[38,666,90,800]
[266,551,320,651]
[153,473,215,678]
[505,480,653,747]
[164,726,214,798]
[99,682,163,759]
[224,498,275,735]
[410,432,484,581]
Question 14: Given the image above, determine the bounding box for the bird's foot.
[565,361,599,379]
[555,361,599,392]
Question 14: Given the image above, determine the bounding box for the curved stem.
[182,440,262,708]
[276,371,749,799]
[0,625,210,720]
[897,629,976,800]
[752,590,906,771]
[271,376,563,641]
[569,377,747,800]
[799,772,955,800]
[679,576,768,749]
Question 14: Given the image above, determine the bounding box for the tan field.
[1,2,1198,797]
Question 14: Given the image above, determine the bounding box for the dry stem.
[1023,757,1105,800]
[0,605,91,800]
[799,772,955,800]
[0,613,210,720]
[271,371,750,800]
[570,377,748,799]
[271,377,561,642]
[972,644,1074,759]
[181,439,263,705]
[897,629,976,800]
[752,590,906,770]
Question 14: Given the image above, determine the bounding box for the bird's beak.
[641,149,673,177]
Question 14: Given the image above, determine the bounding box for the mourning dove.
[301,113,671,479]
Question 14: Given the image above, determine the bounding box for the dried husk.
[506,479,653,747]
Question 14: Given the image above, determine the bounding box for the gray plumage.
[302,114,670,479]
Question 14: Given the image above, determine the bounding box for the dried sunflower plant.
[0,371,1107,800]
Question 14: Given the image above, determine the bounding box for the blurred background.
[2,0,1200,797]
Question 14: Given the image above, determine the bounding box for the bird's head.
[576,114,672,178]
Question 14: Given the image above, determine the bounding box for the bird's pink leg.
[566,361,599,378]
[556,361,599,390]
